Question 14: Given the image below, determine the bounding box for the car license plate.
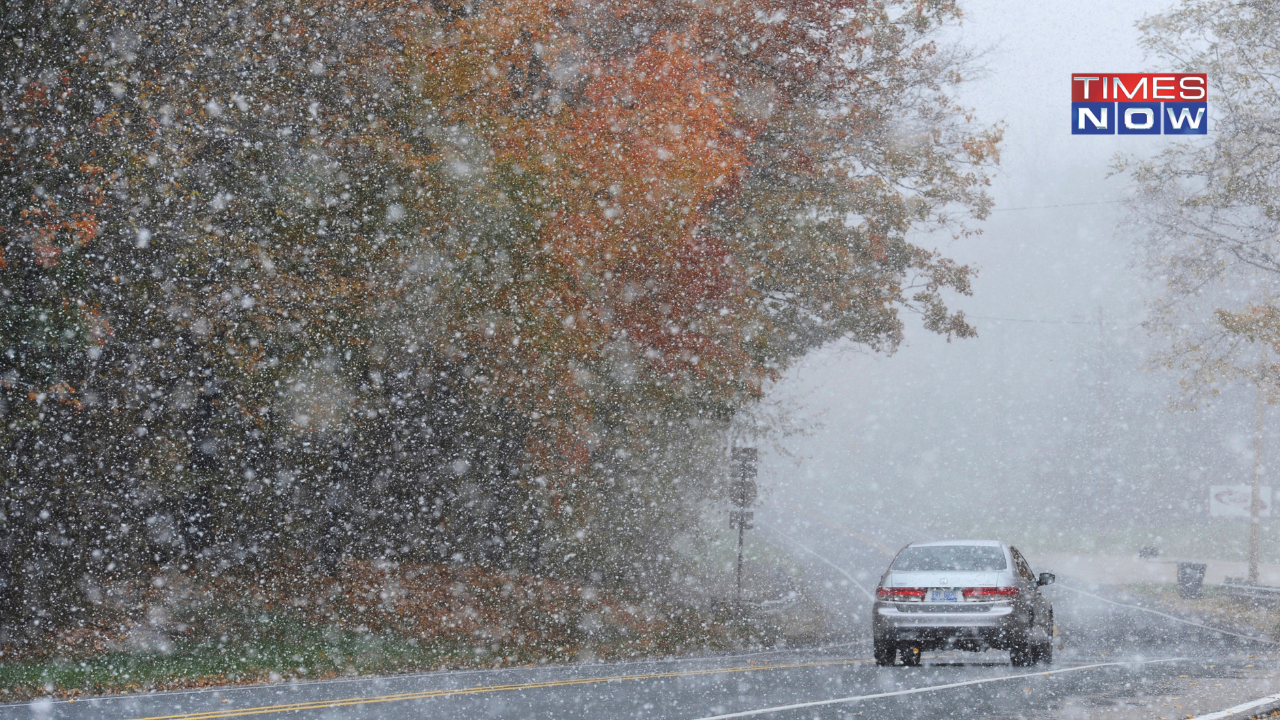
[927,588,959,602]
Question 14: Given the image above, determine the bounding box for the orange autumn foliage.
[388,0,996,492]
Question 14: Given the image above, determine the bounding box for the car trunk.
[891,571,1002,589]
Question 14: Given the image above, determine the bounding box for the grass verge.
[0,557,735,701]
[1114,583,1280,641]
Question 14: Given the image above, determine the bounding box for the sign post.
[730,447,757,604]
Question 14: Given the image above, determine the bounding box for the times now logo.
[1072,74,1207,135]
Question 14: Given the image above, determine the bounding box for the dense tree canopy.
[1125,0,1280,400]
[0,0,997,630]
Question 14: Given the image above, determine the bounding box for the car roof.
[905,540,1007,548]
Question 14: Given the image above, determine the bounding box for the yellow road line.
[120,658,869,720]
[777,502,896,557]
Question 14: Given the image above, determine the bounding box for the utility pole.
[1095,306,1114,520]
[1249,382,1266,584]
[730,447,757,604]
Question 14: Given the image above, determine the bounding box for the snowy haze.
[763,0,1273,548]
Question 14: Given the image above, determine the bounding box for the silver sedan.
[872,540,1055,666]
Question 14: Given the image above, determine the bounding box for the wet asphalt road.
[4,506,1278,720]
[4,652,1265,720]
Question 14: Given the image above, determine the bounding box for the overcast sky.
[763,0,1270,541]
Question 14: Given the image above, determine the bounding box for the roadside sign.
[730,447,758,508]
[731,447,757,480]
[1209,485,1272,518]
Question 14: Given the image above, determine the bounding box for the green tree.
[1123,0,1280,582]
[1125,0,1280,397]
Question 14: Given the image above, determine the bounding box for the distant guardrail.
[742,594,799,616]
[1222,578,1280,605]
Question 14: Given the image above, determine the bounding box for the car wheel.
[1031,611,1054,664]
[874,638,896,666]
[1033,640,1053,665]
[1010,642,1033,666]
[899,645,922,667]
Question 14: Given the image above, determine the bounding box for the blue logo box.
[1072,102,1207,135]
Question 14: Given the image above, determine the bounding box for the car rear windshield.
[893,545,1007,572]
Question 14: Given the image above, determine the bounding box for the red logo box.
[1071,74,1206,103]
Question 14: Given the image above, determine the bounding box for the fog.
[10,0,1280,709]
[764,0,1271,550]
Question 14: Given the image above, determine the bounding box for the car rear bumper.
[873,602,1025,649]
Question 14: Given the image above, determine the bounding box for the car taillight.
[962,586,1019,600]
[876,587,926,602]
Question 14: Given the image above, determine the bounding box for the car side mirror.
[1037,572,1055,587]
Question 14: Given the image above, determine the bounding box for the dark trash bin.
[1177,562,1207,599]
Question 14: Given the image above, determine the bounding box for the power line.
[968,315,1145,327]
[970,315,1094,325]
[990,200,1125,213]
[968,316,1232,328]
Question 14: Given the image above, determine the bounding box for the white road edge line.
[1055,584,1277,644]
[1194,691,1280,719]
[687,658,1187,720]
[760,524,875,601]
